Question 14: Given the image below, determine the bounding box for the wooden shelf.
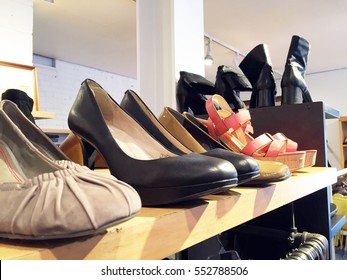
[42,129,70,134]
[32,111,55,119]
[0,167,337,260]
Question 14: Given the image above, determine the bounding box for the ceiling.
[33,0,347,83]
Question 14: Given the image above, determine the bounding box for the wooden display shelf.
[32,111,55,119]
[42,129,70,134]
[0,167,337,260]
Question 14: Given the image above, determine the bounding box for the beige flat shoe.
[0,103,141,240]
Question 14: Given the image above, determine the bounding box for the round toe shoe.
[203,148,260,184]
[0,162,141,240]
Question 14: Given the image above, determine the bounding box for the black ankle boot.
[281,35,312,104]
[1,88,36,124]
[176,71,215,115]
[239,44,277,108]
[215,65,252,112]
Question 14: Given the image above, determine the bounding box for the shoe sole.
[136,178,238,206]
[0,211,140,240]
[238,170,292,186]
[237,170,261,185]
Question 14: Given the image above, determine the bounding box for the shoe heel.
[60,133,108,170]
[281,86,303,104]
[302,87,313,103]
[253,88,275,108]
[79,137,97,170]
[59,133,85,166]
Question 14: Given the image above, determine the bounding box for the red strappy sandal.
[228,109,317,168]
[205,94,306,172]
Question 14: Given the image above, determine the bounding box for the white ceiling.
[33,0,347,83]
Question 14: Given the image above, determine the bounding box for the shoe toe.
[203,149,260,183]
[0,165,141,240]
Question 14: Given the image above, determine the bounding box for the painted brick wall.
[35,59,137,129]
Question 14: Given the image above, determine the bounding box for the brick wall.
[35,59,137,129]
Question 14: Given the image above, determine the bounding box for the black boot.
[1,88,36,124]
[281,35,312,104]
[176,71,215,115]
[239,44,277,108]
[214,65,252,112]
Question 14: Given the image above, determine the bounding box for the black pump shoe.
[239,44,277,108]
[176,71,215,115]
[281,35,313,104]
[121,90,260,185]
[68,79,239,206]
[215,65,252,112]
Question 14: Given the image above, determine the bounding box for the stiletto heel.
[68,79,239,206]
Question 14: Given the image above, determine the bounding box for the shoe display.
[0,104,141,240]
[68,79,239,206]
[161,107,291,184]
[239,44,277,108]
[205,94,307,172]
[182,112,292,184]
[159,107,261,184]
[120,89,260,184]
[281,35,313,104]
[214,65,252,112]
[176,71,215,115]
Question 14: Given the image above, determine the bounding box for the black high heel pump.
[120,89,260,185]
[68,79,238,206]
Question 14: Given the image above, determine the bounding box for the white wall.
[0,0,33,65]
[35,60,137,130]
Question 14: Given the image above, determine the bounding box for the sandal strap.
[272,132,298,152]
[207,117,219,141]
[242,133,285,156]
[206,95,251,136]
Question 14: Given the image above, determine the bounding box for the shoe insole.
[0,140,25,184]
